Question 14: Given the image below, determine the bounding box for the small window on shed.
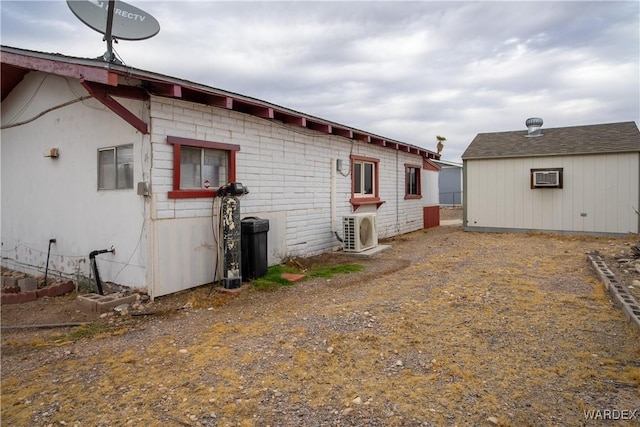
[531,168,563,189]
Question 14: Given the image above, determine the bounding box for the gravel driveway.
[2,224,639,426]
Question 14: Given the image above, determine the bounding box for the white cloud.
[1,0,638,162]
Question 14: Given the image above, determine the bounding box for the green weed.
[251,265,297,290]
[308,264,364,278]
[251,263,363,290]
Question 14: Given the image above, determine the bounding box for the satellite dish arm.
[104,0,116,62]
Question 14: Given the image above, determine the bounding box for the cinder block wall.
[147,96,433,295]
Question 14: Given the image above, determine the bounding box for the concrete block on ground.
[3,277,19,288]
[1,291,37,305]
[37,281,75,298]
[76,293,137,314]
[18,278,38,293]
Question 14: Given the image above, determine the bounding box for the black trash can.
[241,217,269,281]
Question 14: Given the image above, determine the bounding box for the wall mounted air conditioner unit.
[531,168,563,188]
[343,213,378,252]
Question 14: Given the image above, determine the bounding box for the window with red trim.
[167,136,240,199]
[350,154,384,209]
[405,164,422,199]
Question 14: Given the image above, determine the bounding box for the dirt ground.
[2,208,640,426]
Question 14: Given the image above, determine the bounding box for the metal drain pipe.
[89,247,115,295]
[44,238,56,288]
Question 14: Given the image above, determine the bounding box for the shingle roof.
[462,121,640,160]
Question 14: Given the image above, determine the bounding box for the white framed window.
[98,145,133,190]
[180,146,227,190]
[350,154,384,210]
[167,136,240,199]
[353,160,376,196]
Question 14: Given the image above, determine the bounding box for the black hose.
[89,247,115,295]
[44,239,56,288]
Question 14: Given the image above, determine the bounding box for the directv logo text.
[88,0,148,21]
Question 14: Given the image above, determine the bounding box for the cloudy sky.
[1,1,638,161]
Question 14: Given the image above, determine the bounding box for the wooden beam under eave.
[371,137,384,146]
[233,101,273,119]
[275,111,306,127]
[331,127,353,139]
[254,106,274,119]
[353,133,370,143]
[104,84,148,100]
[210,96,233,109]
[307,121,331,133]
[149,82,181,98]
[82,81,149,134]
[107,72,118,86]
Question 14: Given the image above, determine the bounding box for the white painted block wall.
[1,72,150,289]
[148,97,434,296]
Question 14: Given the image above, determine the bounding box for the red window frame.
[350,154,384,210]
[404,163,422,200]
[167,136,240,199]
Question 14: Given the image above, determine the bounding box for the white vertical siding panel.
[572,157,586,232]
[616,153,639,233]
[603,155,619,231]
[467,152,638,234]
[586,155,605,232]
[560,156,574,231]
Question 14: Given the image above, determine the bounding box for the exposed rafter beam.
[274,111,306,127]
[331,127,353,139]
[211,96,233,109]
[81,81,149,134]
[233,100,273,119]
[306,121,331,133]
[354,133,371,143]
[95,84,147,100]
[145,81,181,97]
[371,137,385,146]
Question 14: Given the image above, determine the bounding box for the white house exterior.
[1,46,440,298]
[461,120,640,236]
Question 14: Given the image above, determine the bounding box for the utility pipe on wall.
[331,158,336,234]
[89,247,115,295]
[44,238,56,288]
[331,158,344,244]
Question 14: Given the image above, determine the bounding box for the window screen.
[98,145,133,190]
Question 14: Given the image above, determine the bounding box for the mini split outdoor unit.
[343,213,378,252]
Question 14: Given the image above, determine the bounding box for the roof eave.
[1,45,439,160]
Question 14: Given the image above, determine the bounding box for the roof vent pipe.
[525,117,543,137]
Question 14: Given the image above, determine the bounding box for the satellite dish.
[67,0,160,41]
